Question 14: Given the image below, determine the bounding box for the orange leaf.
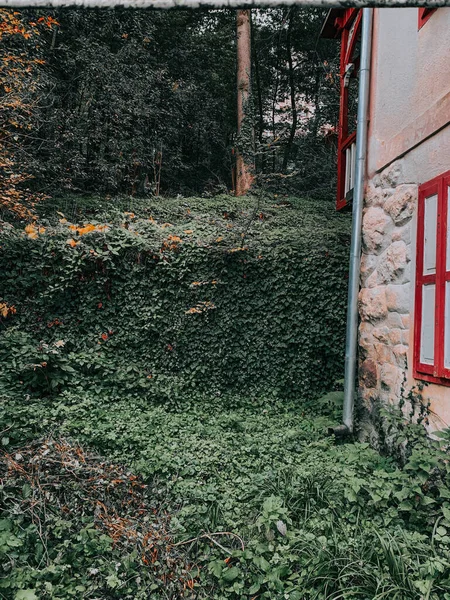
[77,224,95,236]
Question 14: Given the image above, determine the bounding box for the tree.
[23,8,236,197]
[282,9,297,173]
[235,9,254,197]
[1,8,340,204]
[0,10,57,220]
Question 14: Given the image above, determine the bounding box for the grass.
[3,390,450,599]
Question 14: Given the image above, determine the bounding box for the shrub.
[0,194,351,405]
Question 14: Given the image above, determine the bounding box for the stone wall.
[358,160,417,418]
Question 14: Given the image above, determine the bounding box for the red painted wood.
[418,8,437,30]
[414,169,450,386]
[442,173,450,379]
[335,10,361,211]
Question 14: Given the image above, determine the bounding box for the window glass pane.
[421,283,435,365]
[424,194,437,275]
[445,282,450,369]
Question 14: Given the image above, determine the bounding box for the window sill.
[414,370,450,387]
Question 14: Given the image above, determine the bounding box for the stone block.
[373,342,395,364]
[386,284,410,314]
[360,253,378,283]
[360,322,374,345]
[388,329,403,346]
[377,241,408,284]
[393,344,408,367]
[380,363,404,395]
[365,182,393,208]
[360,359,378,388]
[377,161,404,189]
[387,312,405,329]
[362,207,393,254]
[359,287,387,322]
[401,314,410,329]
[359,386,380,409]
[372,326,389,344]
[402,262,411,284]
[401,330,410,345]
[392,223,411,245]
[366,240,408,287]
[384,184,417,225]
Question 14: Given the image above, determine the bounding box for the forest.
[1,6,339,207]
[1,7,450,600]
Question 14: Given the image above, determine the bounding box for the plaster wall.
[367,7,450,178]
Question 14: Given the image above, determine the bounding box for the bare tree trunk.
[282,11,297,173]
[235,9,254,197]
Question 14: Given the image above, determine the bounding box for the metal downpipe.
[342,8,373,433]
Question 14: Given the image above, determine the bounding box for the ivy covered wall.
[0,196,351,406]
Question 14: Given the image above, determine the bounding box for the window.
[336,9,362,211]
[414,170,450,385]
[418,8,437,29]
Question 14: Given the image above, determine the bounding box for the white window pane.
[421,283,435,365]
[447,186,450,271]
[424,194,437,275]
[350,143,356,190]
[345,148,351,194]
[445,282,450,369]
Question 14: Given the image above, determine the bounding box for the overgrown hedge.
[0,195,351,405]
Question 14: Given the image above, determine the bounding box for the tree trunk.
[282,11,297,173]
[235,9,254,197]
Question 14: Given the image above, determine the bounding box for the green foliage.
[2,195,450,599]
[6,8,238,197]
[2,8,339,199]
[0,194,350,405]
[0,438,193,599]
[3,394,450,599]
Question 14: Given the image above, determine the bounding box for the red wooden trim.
[442,175,450,379]
[435,177,445,377]
[342,131,357,151]
[418,8,437,30]
[336,26,349,210]
[421,274,437,285]
[335,10,361,211]
[413,372,450,387]
[341,8,358,30]
[345,10,362,66]
[414,180,438,378]
[414,169,450,385]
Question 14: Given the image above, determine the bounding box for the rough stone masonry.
[358,160,417,419]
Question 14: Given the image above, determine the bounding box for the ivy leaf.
[15,591,38,600]
[442,505,450,521]
[222,566,240,582]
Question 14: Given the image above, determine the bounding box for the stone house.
[322,8,450,431]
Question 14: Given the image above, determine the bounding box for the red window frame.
[414,170,450,385]
[336,9,362,211]
[418,8,437,29]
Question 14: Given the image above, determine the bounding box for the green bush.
[8,195,450,599]
[0,194,351,405]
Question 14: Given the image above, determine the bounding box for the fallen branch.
[172,531,245,554]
